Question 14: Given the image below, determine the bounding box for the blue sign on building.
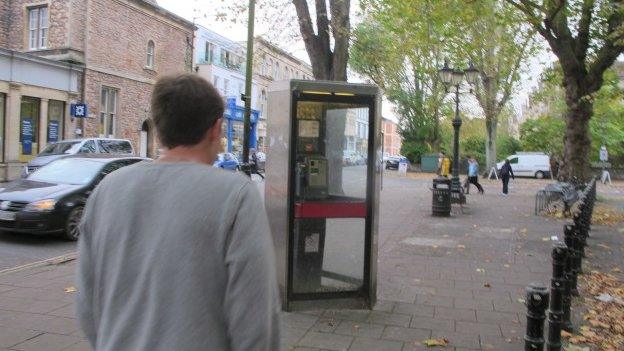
[70,103,88,118]
[48,120,60,143]
[21,118,33,155]
[224,97,261,153]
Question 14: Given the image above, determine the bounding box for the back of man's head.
[151,73,224,149]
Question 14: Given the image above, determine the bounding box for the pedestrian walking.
[251,150,264,180]
[76,74,280,351]
[465,157,484,194]
[500,159,515,196]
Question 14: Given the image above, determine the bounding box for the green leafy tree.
[455,1,538,170]
[520,67,624,168]
[505,0,624,181]
[350,2,450,152]
[352,0,536,170]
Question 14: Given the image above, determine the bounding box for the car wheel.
[535,171,545,179]
[64,206,84,241]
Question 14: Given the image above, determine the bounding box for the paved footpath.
[0,174,622,351]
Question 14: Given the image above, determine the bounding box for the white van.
[497,152,551,179]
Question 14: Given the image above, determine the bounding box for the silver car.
[22,138,135,177]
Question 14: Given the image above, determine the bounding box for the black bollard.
[573,211,587,258]
[564,224,580,296]
[524,283,550,351]
[547,243,568,351]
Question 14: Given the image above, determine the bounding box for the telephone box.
[265,80,381,311]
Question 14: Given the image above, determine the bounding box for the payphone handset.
[295,116,329,200]
[300,155,328,199]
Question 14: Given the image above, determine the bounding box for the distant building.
[194,25,261,156]
[252,37,313,151]
[0,0,194,180]
[382,117,401,156]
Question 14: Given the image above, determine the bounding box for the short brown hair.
[151,73,224,148]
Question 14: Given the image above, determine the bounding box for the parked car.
[385,155,408,170]
[0,155,148,240]
[22,138,134,177]
[496,152,551,179]
[213,153,240,171]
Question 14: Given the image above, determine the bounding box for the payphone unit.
[265,80,381,311]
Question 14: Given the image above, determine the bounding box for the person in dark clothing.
[500,159,515,196]
[251,151,264,180]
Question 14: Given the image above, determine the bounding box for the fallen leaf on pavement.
[63,286,77,293]
[542,237,550,241]
[484,283,491,288]
[598,244,612,250]
[504,264,511,268]
[476,268,485,273]
[561,330,573,338]
[422,338,448,347]
[611,267,621,273]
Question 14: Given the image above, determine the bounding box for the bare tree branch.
[329,0,350,80]
[575,0,595,62]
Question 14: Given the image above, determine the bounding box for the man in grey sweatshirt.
[76,73,280,350]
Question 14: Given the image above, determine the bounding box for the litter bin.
[432,177,451,217]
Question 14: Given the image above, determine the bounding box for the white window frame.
[28,5,48,50]
[205,42,214,63]
[146,40,155,69]
[223,79,230,96]
[100,87,118,138]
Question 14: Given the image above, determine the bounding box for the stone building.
[0,0,194,180]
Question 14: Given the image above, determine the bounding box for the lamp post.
[438,60,478,194]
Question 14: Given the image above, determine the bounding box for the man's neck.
[157,146,216,166]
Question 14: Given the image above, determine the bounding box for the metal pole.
[451,84,462,192]
[241,0,255,177]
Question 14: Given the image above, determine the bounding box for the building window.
[223,79,230,97]
[100,87,118,137]
[47,100,64,143]
[146,40,155,69]
[28,6,48,50]
[20,97,40,159]
[0,94,5,162]
[205,42,214,63]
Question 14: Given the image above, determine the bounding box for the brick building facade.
[0,0,194,171]
[382,117,402,157]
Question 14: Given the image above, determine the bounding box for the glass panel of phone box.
[292,101,370,294]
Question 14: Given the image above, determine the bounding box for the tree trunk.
[559,100,593,182]
[485,117,497,171]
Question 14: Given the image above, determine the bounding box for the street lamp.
[438,60,478,198]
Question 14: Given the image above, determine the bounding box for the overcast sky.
[157,0,549,120]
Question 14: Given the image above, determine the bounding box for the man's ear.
[209,118,223,141]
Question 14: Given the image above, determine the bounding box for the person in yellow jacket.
[438,152,451,177]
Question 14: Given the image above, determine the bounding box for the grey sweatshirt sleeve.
[224,183,281,351]
[75,190,99,348]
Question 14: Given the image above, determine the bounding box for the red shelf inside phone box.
[294,201,367,218]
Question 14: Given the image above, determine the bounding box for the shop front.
[222,98,260,158]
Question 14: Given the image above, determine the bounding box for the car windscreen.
[39,142,81,156]
[27,159,104,185]
[97,140,133,154]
